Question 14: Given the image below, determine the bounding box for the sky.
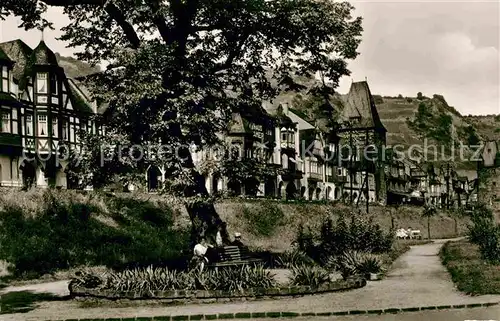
[1,0,499,115]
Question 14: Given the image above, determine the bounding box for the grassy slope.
[0,190,470,279]
[0,189,189,279]
[215,200,469,252]
[465,115,500,141]
[440,239,500,295]
[375,96,485,170]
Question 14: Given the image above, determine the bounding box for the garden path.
[3,239,500,321]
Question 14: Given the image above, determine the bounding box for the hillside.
[55,53,101,79]
[0,189,469,279]
[463,115,500,141]
[374,94,497,170]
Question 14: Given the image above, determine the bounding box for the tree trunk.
[454,217,458,236]
[427,216,431,240]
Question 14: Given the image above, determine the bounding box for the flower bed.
[69,276,366,300]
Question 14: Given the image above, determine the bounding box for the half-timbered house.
[0,39,99,189]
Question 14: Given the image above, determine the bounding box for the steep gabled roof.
[67,78,95,114]
[228,112,246,134]
[0,46,12,63]
[340,81,386,132]
[31,41,58,66]
[0,39,33,81]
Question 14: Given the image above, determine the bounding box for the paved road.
[251,306,500,321]
[2,239,500,321]
[0,280,70,297]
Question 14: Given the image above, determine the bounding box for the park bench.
[210,245,263,267]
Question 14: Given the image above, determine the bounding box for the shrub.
[276,249,315,268]
[468,205,500,263]
[97,265,277,295]
[289,264,330,288]
[0,190,189,278]
[331,251,383,279]
[291,213,394,266]
[315,213,394,259]
[243,203,284,236]
[355,254,383,275]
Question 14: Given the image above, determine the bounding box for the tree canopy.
[1,0,363,241]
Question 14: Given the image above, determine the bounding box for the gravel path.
[3,239,500,321]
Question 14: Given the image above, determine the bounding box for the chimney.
[283,102,288,115]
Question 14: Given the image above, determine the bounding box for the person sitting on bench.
[232,232,244,247]
[193,238,217,271]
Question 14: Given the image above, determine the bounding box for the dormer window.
[37,73,48,94]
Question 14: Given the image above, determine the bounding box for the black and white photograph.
[0,0,499,320]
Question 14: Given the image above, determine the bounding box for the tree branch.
[145,0,171,44]
[104,2,140,49]
[41,0,105,5]
[40,0,140,49]
[213,31,250,73]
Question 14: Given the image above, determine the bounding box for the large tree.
[1,0,363,244]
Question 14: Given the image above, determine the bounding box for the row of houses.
[0,39,495,209]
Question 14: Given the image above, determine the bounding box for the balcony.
[0,133,22,154]
[281,168,303,181]
[326,175,347,184]
[308,172,322,181]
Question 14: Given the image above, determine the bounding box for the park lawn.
[440,239,500,295]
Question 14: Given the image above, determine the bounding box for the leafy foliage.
[329,250,383,279]
[1,0,363,240]
[467,205,500,263]
[0,190,188,278]
[293,212,394,264]
[440,240,500,295]
[276,249,316,268]
[407,100,454,147]
[220,157,280,197]
[289,264,330,288]
[96,265,277,295]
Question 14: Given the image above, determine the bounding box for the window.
[62,120,68,140]
[1,66,8,93]
[26,115,33,135]
[11,108,17,134]
[289,132,295,143]
[338,168,343,176]
[1,79,7,93]
[52,117,58,137]
[50,74,57,94]
[1,112,10,133]
[281,132,287,142]
[70,123,75,142]
[37,73,48,93]
[38,114,47,136]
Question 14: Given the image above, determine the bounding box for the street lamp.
[443,163,452,210]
